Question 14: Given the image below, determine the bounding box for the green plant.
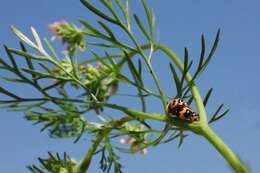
[0,0,250,173]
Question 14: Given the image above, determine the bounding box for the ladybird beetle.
[167,98,199,122]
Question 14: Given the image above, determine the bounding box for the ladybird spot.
[184,110,191,118]
[171,107,182,116]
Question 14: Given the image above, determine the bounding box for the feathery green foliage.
[0,1,250,173]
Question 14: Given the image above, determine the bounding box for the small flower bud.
[48,20,86,54]
[119,123,148,155]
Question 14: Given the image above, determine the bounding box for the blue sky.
[0,0,260,173]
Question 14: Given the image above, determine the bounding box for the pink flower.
[120,138,135,145]
[48,20,67,41]
[120,137,148,155]
[47,20,86,53]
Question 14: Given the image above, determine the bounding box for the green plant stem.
[81,43,247,173]
[83,43,207,123]
[157,44,250,173]
[74,117,133,173]
[201,125,249,173]
[103,103,166,122]
[74,130,108,173]
[103,103,249,173]
[156,44,208,124]
[156,44,248,173]
[120,24,168,112]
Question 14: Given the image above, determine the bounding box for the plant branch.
[201,126,249,173]
[156,44,208,124]
[155,44,249,173]
[83,43,207,123]
[81,43,248,173]
[74,116,133,173]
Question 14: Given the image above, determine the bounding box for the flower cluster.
[48,20,86,54]
[53,58,118,112]
[120,123,148,154]
[82,62,118,112]
[28,152,77,173]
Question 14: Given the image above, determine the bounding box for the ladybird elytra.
[167,98,199,122]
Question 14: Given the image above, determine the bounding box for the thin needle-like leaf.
[211,109,230,123]
[161,131,181,144]
[31,27,43,49]
[203,29,220,69]
[169,63,181,97]
[212,104,224,118]
[42,81,64,91]
[0,86,21,99]
[44,38,58,59]
[38,63,54,75]
[105,52,117,68]
[187,96,193,105]
[141,0,155,36]
[9,48,50,62]
[179,48,193,95]
[188,30,220,87]
[137,59,142,76]
[100,0,122,23]
[198,34,206,69]
[124,52,146,112]
[19,42,37,80]
[11,26,37,49]
[203,88,213,106]
[195,29,220,79]
[80,0,118,25]
[178,131,187,148]
[4,45,18,70]
[133,14,151,41]
[98,21,117,41]
[115,0,131,29]
[1,77,27,83]
[209,105,230,124]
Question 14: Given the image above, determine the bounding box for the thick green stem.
[80,43,248,173]
[201,126,249,173]
[156,44,249,173]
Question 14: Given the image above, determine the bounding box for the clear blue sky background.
[0,0,260,173]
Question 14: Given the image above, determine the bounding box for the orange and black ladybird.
[167,98,199,122]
